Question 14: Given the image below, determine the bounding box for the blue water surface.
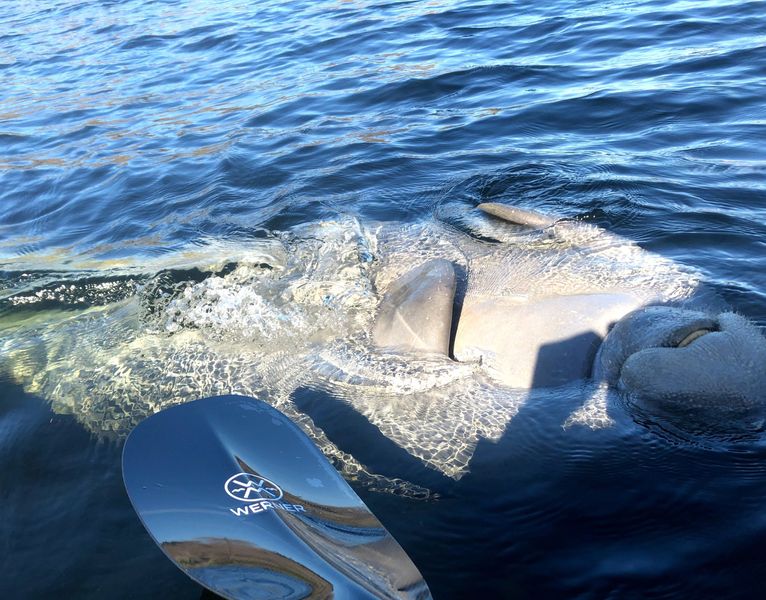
[2,0,766,598]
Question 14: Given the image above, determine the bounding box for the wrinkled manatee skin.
[593,306,719,385]
[620,312,766,420]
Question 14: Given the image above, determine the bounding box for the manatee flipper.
[478,202,556,229]
[373,259,456,356]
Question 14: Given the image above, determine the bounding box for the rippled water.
[2,0,766,598]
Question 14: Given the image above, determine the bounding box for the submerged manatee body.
[376,203,766,433]
[2,205,763,490]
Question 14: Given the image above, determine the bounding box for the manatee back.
[454,293,644,388]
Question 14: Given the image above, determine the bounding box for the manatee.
[1,206,764,491]
[374,203,766,431]
[375,257,644,388]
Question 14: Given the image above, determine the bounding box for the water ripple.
[2,0,766,597]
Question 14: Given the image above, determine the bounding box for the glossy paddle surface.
[122,395,431,600]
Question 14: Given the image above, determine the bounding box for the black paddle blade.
[122,395,431,600]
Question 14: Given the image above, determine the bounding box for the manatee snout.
[595,307,766,428]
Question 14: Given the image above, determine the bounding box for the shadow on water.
[289,330,616,598]
[290,319,763,597]
[0,381,202,599]
[292,386,456,494]
[427,332,609,598]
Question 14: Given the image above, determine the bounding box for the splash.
[1,213,703,493]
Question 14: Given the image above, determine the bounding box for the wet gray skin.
[375,204,766,431]
[593,307,766,428]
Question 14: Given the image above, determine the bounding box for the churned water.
[2,0,766,598]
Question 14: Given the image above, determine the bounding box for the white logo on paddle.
[225,473,283,502]
[224,473,306,517]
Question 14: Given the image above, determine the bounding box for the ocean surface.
[2,0,766,598]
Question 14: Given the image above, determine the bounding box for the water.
[2,0,766,597]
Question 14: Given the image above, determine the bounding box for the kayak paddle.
[122,394,432,599]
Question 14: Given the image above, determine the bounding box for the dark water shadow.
[292,386,456,494]
[0,381,202,599]
[288,330,615,598]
